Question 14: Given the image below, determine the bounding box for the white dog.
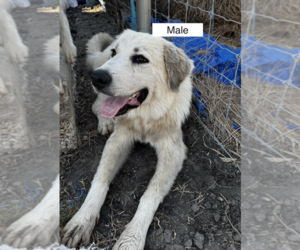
[61,29,194,249]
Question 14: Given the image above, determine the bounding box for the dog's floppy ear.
[164,41,194,92]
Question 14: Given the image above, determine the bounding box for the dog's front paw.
[5,41,28,63]
[2,208,58,248]
[61,212,98,248]
[98,118,114,135]
[62,42,77,64]
[113,222,146,250]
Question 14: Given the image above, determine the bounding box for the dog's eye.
[111,49,116,57]
[132,55,149,64]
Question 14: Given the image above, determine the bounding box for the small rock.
[194,232,205,249]
[255,213,266,222]
[204,201,211,209]
[184,239,193,247]
[231,199,237,206]
[210,193,216,199]
[164,229,173,243]
[214,213,220,222]
[184,234,190,240]
[192,204,200,213]
[189,231,195,237]
[175,224,188,235]
[212,204,218,209]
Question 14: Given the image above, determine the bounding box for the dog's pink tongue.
[100,96,129,118]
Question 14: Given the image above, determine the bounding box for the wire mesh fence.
[241,0,300,171]
[151,0,242,169]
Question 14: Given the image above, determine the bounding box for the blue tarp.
[241,35,300,87]
[152,18,241,88]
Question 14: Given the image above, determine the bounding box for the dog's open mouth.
[100,88,148,118]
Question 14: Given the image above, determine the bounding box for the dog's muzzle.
[91,69,112,91]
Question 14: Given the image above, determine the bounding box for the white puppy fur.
[0,0,28,64]
[2,176,59,248]
[61,29,194,249]
[2,35,60,248]
[60,0,77,63]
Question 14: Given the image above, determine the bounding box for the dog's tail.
[86,33,114,72]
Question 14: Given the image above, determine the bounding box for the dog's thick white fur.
[61,29,194,249]
[2,35,60,248]
[0,0,28,64]
[60,0,77,63]
[2,176,59,248]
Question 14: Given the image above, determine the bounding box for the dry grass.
[193,74,241,158]
[153,0,241,48]
[242,76,300,164]
[242,0,300,48]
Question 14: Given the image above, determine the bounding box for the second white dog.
[62,29,194,249]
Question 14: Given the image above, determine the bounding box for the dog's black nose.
[91,70,112,90]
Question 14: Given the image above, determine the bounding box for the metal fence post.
[136,0,151,33]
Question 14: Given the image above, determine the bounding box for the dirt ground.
[60,6,241,250]
[0,4,59,245]
[242,138,300,250]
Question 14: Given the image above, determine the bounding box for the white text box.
[152,23,203,37]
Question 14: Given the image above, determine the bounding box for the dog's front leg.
[61,128,134,248]
[0,9,28,63]
[113,135,187,250]
[60,9,77,63]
